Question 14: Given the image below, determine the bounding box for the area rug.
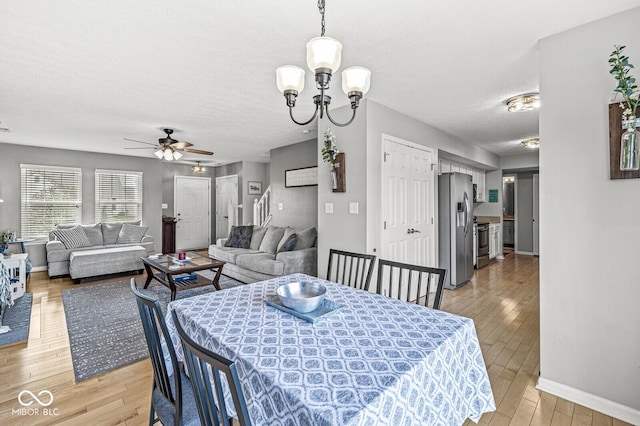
[0,294,33,347]
[61,274,243,382]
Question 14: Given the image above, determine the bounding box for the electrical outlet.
[324,203,334,214]
[349,202,359,214]
[278,203,284,210]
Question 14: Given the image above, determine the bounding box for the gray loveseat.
[46,222,154,281]
[209,225,317,283]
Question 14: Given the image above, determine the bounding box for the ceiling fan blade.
[170,141,193,149]
[125,147,156,150]
[124,138,157,146]
[181,147,214,155]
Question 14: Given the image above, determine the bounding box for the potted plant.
[609,45,640,170]
[321,127,340,189]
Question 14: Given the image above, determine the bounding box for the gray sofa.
[46,222,154,281]
[209,225,317,283]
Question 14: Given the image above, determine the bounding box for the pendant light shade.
[306,37,342,72]
[173,150,183,160]
[276,66,306,93]
[163,149,173,161]
[154,149,164,159]
[342,66,371,95]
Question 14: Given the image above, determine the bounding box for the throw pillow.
[102,223,123,245]
[81,223,104,246]
[293,226,317,250]
[250,226,268,250]
[224,226,253,249]
[117,224,149,244]
[277,233,297,253]
[258,227,285,254]
[277,227,297,252]
[51,225,92,249]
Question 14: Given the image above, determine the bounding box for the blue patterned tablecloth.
[164,273,495,425]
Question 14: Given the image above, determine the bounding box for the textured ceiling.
[2,1,640,165]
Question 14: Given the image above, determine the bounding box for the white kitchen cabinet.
[472,168,486,202]
[489,223,501,259]
[439,159,451,174]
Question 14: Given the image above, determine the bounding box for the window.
[20,164,82,238]
[95,169,143,223]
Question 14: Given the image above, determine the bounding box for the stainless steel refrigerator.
[438,172,474,290]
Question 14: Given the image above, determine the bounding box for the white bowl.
[276,282,326,313]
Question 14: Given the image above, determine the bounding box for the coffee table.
[142,252,225,301]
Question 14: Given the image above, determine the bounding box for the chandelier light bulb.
[306,37,342,73]
[342,67,371,95]
[276,66,306,93]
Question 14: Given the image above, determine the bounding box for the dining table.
[163,273,496,425]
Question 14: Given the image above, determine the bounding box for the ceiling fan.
[124,128,214,161]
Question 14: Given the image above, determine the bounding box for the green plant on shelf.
[609,45,639,120]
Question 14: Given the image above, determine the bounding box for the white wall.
[538,7,640,423]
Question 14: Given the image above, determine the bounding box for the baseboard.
[537,377,640,425]
[515,250,534,255]
[31,266,47,273]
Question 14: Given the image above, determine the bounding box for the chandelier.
[192,161,206,173]
[276,0,371,127]
[154,147,182,161]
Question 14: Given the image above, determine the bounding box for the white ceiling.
[2,1,640,165]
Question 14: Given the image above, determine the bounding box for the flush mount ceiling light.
[506,93,540,112]
[154,146,183,161]
[192,161,206,173]
[276,0,371,127]
[521,137,540,149]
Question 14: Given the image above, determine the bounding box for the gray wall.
[213,162,243,238]
[539,6,640,421]
[270,139,318,229]
[0,142,163,267]
[516,172,533,253]
[473,169,503,217]
[501,152,539,171]
[241,161,269,225]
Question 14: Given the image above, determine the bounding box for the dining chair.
[130,279,200,426]
[375,259,447,310]
[326,249,376,290]
[171,309,252,426]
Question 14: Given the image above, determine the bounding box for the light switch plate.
[278,203,284,210]
[324,203,334,214]
[161,203,168,209]
[349,202,359,214]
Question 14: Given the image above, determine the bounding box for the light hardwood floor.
[0,254,632,425]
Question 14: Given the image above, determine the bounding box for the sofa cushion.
[51,225,92,249]
[82,224,104,246]
[235,253,284,276]
[102,223,123,245]
[225,226,253,249]
[278,233,297,253]
[276,227,296,252]
[294,227,317,250]
[250,226,268,250]
[117,224,149,244]
[209,245,261,264]
[258,227,285,254]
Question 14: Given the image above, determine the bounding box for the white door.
[533,173,539,255]
[215,175,238,240]
[174,176,211,251]
[381,135,436,299]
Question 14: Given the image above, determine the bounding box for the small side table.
[7,238,35,254]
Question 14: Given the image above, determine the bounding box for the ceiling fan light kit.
[126,128,213,160]
[506,93,540,112]
[276,0,371,127]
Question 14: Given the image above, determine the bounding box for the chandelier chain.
[318,0,325,37]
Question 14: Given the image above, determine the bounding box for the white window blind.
[20,164,83,238]
[95,169,143,223]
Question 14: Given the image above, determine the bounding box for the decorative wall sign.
[488,189,499,203]
[248,181,262,195]
[285,166,318,187]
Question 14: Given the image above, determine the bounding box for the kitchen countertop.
[475,215,501,224]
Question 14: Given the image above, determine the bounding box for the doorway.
[215,175,238,240]
[174,176,211,251]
